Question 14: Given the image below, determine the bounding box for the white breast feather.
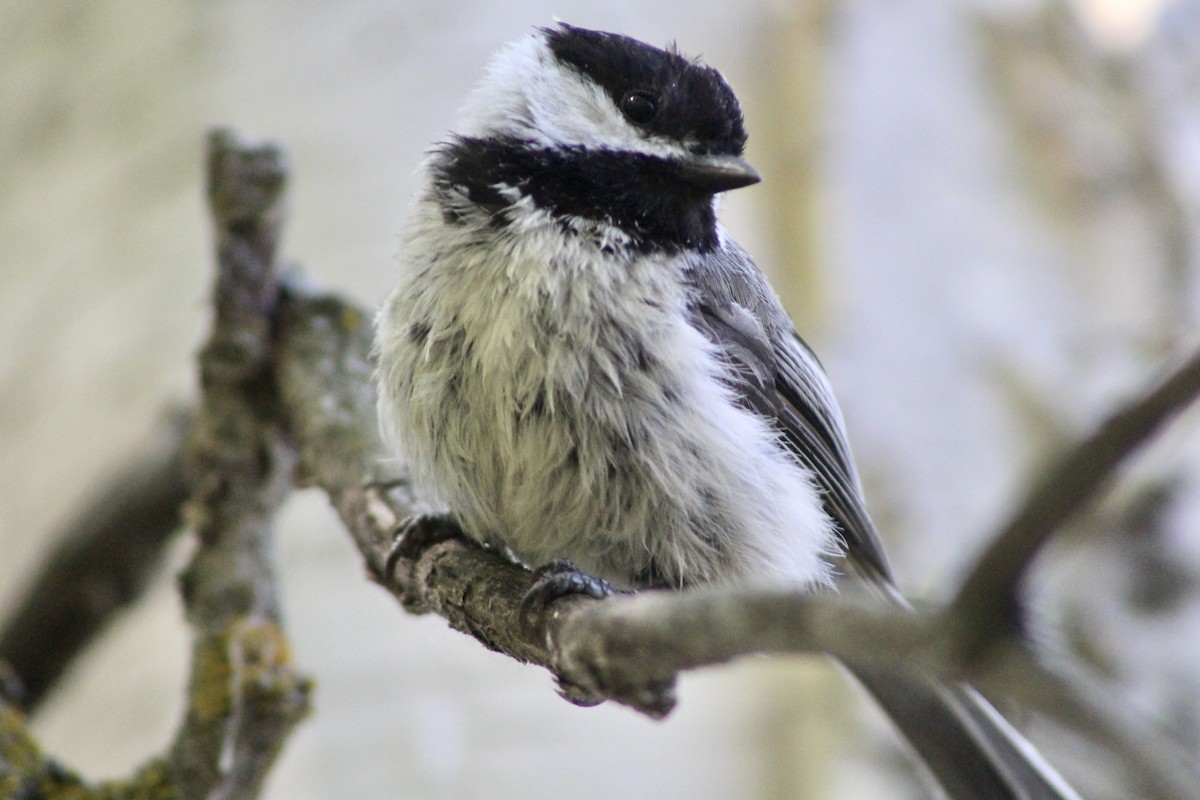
[376,180,837,589]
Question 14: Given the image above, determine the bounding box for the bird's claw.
[519,558,621,634]
[382,512,463,584]
[518,559,624,708]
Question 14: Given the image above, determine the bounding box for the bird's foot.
[381,512,464,585]
[519,559,627,707]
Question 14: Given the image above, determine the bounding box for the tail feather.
[849,665,1081,800]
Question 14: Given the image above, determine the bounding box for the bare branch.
[548,588,1200,798]
[271,277,412,573]
[0,409,191,710]
[951,347,1200,654]
[167,129,310,799]
[0,129,312,800]
[547,587,931,716]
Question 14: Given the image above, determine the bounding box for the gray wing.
[684,243,1084,800]
[683,241,893,585]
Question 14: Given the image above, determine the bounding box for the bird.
[374,22,1081,800]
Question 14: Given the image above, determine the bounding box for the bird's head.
[430,24,760,253]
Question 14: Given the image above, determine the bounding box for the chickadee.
[376,23,1079,800]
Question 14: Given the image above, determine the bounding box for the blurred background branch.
[0,130,313,800]
[0,409,191,711]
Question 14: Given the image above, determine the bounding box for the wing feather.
[684,243,892,584]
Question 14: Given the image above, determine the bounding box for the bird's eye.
[620,90,659,125]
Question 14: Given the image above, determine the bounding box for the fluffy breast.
[376,201,835,589]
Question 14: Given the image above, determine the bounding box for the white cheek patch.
[530,71,629,146]
[455,33,687,160]
[454,35,544,137]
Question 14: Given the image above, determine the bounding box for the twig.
[0,129,313,800]
[0,408,191,710]
[951,347,1200,655]
[547,587,930,716]
[166,129,311,799]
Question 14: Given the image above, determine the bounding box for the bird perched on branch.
[375,23,1080,800]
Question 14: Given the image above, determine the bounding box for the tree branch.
[0,409,191,710]
[0,129,313,800]
[951,347,1200,656]
[166,129,311,799]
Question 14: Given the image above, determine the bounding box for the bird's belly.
[434,320,678,582]
[390,253,834,589]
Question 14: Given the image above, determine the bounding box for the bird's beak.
[675,154,762,193]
